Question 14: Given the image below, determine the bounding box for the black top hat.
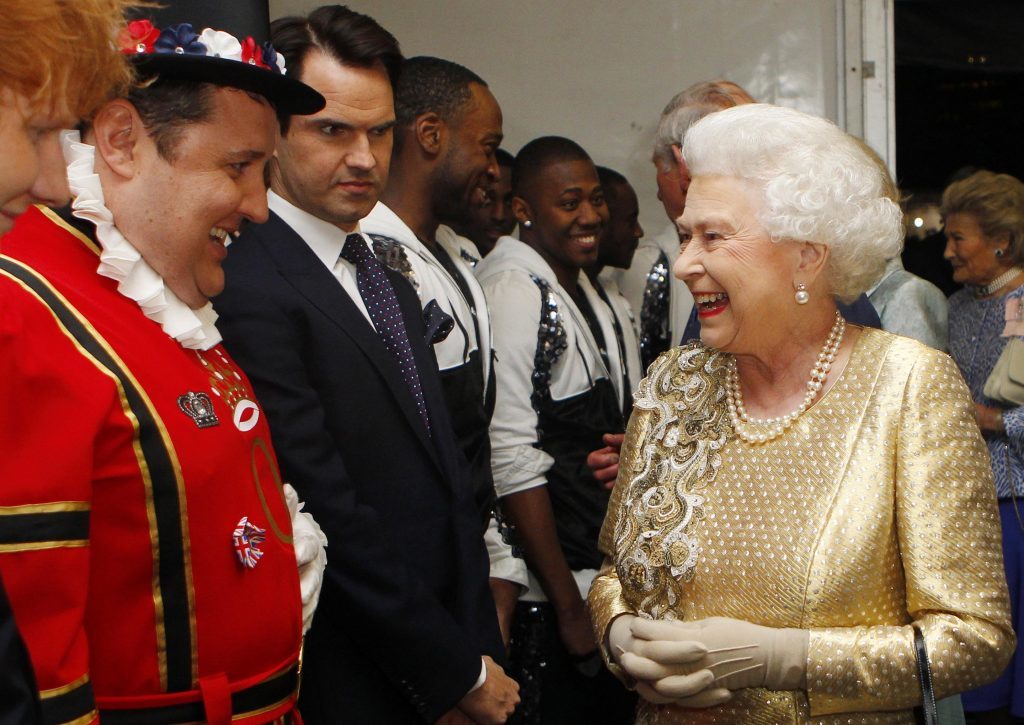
[123,0,324,115]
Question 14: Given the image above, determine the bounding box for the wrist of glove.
[283,484,328,635]
[630,616,808,691]
[607,614,732,708]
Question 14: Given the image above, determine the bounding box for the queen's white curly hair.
[681,104,903,302]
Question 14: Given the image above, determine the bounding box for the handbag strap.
[1001,442,1024,533]
[914,625,938,725]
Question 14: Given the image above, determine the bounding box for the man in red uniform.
[1,2,133,721]
[0,2,327,723]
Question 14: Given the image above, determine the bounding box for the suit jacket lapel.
[255,214,442,467]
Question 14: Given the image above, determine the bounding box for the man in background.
[618,80,753,369]
[452,148,516,262]
[589,166,645,422]
[592,81,755,485]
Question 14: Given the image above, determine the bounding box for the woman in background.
[943,170,1024,723]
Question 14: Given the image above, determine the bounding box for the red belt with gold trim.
[96,661,299,724]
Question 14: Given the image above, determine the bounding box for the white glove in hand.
[284,483,328,634]
[608,615,732,708]
[631,617,808,691]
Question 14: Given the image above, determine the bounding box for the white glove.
[284,483,327,634]
[608,614,732,708]
[635,617,808,691]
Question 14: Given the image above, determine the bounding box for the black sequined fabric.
[638,251,670,371]
[493,501,524,559]
[508,602,637,725]
[528,275,568,423]
[508,602,548,725]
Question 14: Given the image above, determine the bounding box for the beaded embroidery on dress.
[613,343,732,619]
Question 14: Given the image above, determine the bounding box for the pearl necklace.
[973,266,1024,298]
[726,310,845,444]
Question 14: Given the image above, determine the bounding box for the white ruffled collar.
[61,130,221,350]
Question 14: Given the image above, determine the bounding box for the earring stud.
[794,283,810,305]
[523,220,533,228]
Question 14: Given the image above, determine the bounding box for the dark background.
[896,1,1024,190]
[895,1,1024,294]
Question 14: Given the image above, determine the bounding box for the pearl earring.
[522,220,532,228]
[794,283,810,305]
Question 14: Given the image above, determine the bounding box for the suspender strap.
[913,625,937,725]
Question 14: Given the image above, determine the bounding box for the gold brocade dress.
[588,328,1015,724]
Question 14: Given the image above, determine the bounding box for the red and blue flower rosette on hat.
[116,18,323,115]
[120,20,286,75]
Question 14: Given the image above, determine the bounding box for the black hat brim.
[133,54,324,116]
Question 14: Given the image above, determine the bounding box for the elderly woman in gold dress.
[588,103,1015,724]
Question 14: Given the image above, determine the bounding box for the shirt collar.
[268,190,366,269]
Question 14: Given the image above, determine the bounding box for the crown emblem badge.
[177,391,220,428]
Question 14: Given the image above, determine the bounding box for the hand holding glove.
[630,616,808,691]
[283,483,328,634]
[608,615,732,708]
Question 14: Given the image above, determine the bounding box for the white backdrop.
[269,0,843,232]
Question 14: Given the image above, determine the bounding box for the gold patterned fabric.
[588,329,1015,724]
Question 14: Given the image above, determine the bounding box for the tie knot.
[340,233,373,266]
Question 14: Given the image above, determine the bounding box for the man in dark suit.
[214,6,519,724]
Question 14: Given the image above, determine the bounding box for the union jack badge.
[177,391,219,428]
[232,516,266,570]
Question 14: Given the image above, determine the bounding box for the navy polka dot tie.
[341,233,431,434]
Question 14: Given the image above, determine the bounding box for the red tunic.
[0,207,302,724]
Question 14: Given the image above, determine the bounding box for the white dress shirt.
[268,190,376,329]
